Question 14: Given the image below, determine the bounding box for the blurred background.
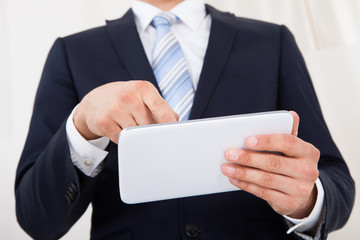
[1,0,359,239]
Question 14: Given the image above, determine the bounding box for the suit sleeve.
[277,26,355,238]
[15,38,99,239]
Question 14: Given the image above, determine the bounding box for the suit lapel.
[106,7,237,117]
[106,10,161,93]
[190,5,237,120]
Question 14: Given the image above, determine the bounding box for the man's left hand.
[221,111,320,218]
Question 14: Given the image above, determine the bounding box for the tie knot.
[152,12,178,29]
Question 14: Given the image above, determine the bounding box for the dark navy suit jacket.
[15,5,354,240]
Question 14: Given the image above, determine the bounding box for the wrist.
[73,105,100,140]
[288,185,317,219]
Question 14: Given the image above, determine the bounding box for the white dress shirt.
[65,0,325,238]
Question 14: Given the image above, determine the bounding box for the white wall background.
[1,0,359,239]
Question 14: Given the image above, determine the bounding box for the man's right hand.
[73,81,178,143]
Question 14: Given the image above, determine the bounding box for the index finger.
[141,82,179,123]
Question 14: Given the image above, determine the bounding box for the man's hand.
[222,111,320,219]
[73,81,178,143]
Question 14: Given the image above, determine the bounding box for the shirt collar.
[132,0,206,32]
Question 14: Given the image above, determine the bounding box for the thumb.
[289,111,300,136]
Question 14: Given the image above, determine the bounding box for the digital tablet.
[118,111,293,204]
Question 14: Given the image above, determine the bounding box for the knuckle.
[283,135,296,151]
[263,135,272,146]
[120,92,135,105]
[243,150,253,165]
[258,188,267,199]
[238,150,250,165]
[303,165,319,180]
[314,168,320,179]
[235,166,247,180]
[261,173,274,187]
[310,145,321,160]
[310,168,319,180]
[267,154,281,171]
[240,181,250,190]
[150,99,167,113]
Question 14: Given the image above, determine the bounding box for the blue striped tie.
[152,13,194,121]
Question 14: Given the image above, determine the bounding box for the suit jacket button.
[70,182,78,193]
[68,186,76,197]
[184,224,199,238]
[65,194,72,204]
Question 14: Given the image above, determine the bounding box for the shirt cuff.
[283,178,325,233]
[66,107,110,177]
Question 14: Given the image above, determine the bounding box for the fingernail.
[247,136,258,147]
[227,149,239,161]
[223,165,235,175]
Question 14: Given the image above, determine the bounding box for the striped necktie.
[151,13,195,121]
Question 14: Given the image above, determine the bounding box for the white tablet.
[118,111,293,204]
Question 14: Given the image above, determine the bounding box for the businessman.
[16,0,354,239]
